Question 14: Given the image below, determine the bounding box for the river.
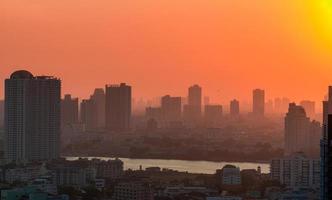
[66,157,270,174]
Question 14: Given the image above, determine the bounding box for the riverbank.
[62,153,270,164]
[65,156,270,174]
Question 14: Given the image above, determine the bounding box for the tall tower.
[183,85,202,126]
[91,88,106,128]
[105,83,131,132]
[284,103,320,158]
[5,70,61,163]
[61,94,79,127]
[252,89,265,116]
[230,99,240,116]
[321,86,332,200]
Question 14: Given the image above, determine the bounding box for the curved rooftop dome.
[10,70,34,79]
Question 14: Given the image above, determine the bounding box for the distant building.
[5,70,61,163]
[230,99,240,116]
[145,106,162,125]
[300,100,315,119]
[270,153,320,189]
[105,83,131,131]
[61,94,79,127]
[183,85,202,126]
[161,95,182,126]
[90,158,124,179]
[91,88,106,128]
[80,99,98,131]
[274,97,290,114]
[321,86,332,200]
[0,99,4,128]
[284,103,321,158]
[112,179,153,200]
[204,105,222,127]
[218,165,241,185]
[252,89,265,116]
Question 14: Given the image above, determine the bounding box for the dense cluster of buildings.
[0,70,330,199]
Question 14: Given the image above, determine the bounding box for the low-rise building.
[270,153,320,189]
[112,179,153,200]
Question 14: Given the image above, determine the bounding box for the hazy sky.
[1,0,331,105]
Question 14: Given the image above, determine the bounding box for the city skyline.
[1,0,332,103]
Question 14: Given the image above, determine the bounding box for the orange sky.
[1,0,331,107]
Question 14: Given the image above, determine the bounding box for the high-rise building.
[80,99,98,131]
[252,89,265,116]
[105,83,131,131]
[204,105,222,127]
[183,85,202,125]
[300,100,316,119]
[230,99,240,116]
[274,97,290,114]
[284,103,320,158]
[0,100,4,128]
[5,70,61,163]
[61,94,79,127]
[161,95,182,124]
[321,86,332,200]
[271,153,320,189]
[91,88,106,128]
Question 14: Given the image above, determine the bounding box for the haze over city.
[1,1,332,200]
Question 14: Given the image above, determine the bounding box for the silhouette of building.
[5,70,61,163]
[321,86,332,200]
[0,100,4,128]
[105,83,131,131]
[61,94,79,127]
[252,89,265,116]
[284,103,321,158]
[161,95,181,126]
[300,100,315,119]
[274,97,290,114]
[80,99,98,131]
[217,165,241,186]
[271,153,320,189]
[265,99,274,114]
[230,99,240,116]
[204,105,222,127]
[91,88,106,128]
[145,107,162,126]
[183,85,202,125]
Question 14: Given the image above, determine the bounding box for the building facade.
[105,83,131,131]
[252,89,265,116]
[271,153,320,189]
[284,103,321,158]
[61,94,79,127]
[5,70,61,163]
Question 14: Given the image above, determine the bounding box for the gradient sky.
[1,0,331,106]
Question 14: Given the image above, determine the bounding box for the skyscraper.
[161,95,182,124]
[300,100,316,120]
[230,99,240,116]
[105,83,131,131]
[252,89,265,116]
[0,100,4,128]
[284,103,320,158]
[320,86,332,200]
[61,94,79,127]
[5,70,61,163]
[183,85,202,125]
[91,88,106,128]
[80,98,98,131]
[204,105,222,127]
